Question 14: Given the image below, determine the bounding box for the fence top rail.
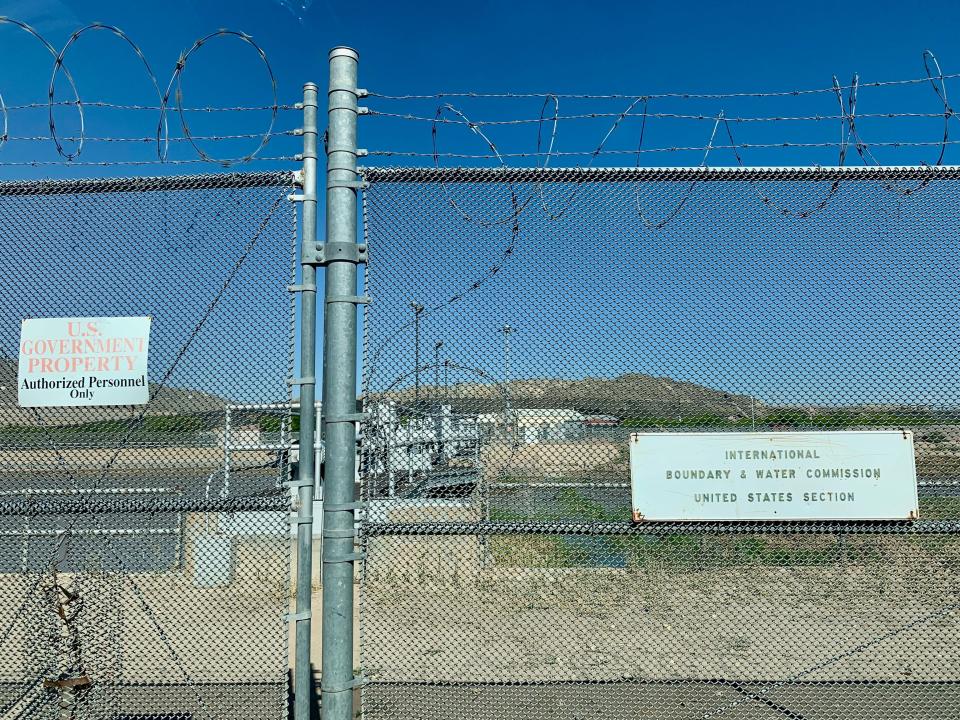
[361,164,960,184]
[0,169,295,197]
[0,493,290,516]
[363,519,960,536]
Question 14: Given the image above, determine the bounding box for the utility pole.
[411,302,424,411]
[502,324,515,442]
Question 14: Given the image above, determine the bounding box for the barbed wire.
[369,139,960,158]
[361,50,957,376]
[3,100,298,112]
[369,109,960,125]
[0,156,297,167]
[0,131,299,143]
[366,71,960,101]
[370,49,954,215]
[0,16,299,166]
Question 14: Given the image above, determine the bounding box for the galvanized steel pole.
[293,81,320,720]
[321,46,362,720]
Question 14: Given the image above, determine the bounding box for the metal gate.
[0,171,296,719]
[358,166,960,720]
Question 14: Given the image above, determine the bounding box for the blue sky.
[2,0,960,409]
[0,0,959,174]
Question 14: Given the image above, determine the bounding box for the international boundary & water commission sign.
[630,431,918,521]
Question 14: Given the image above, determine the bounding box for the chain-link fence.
[0,171,297,719]
[358,166,960,719]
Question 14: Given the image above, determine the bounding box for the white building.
[365,400,481,494]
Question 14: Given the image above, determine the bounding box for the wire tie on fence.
[287,283,317,293]
[325,294,371,305]
[289,513,314,525]
[287,193,306,202]
[287,376,316,386]
[322,551,365,563]
[324,501,367,512]
[284,610,311,623]
[321,674,367,694]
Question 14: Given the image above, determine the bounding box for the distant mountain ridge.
[377,373,759,418]
[0,358,226,426]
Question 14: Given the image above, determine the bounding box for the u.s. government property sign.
[18,316,151,407]
[630,431,918,521]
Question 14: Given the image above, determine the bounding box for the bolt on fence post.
[293,80,321,720]
[321,46,361,720]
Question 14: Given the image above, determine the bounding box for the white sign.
[18,316,151,407]
[630,431,918,522]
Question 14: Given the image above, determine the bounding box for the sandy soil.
[360,539,960,684]
[482,440,623,482]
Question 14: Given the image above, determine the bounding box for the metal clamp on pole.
[315,241,368,265]
[322,551,366,563]
[326,294,371,305]
[324,501,367,512]
[287,376,316,386]
[284,478,316,489]
[326,412,365,424]
[322,527,357,539]
[326,179,369,190]
[321,675,367,694]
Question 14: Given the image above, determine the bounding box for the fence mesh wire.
[358,166,960,720]
[0,170,297,720]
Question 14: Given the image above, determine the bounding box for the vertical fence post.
[321,46,361,720]
[293,81,321,720]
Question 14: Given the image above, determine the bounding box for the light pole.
[443,358,449,404]
[502,324,515,441]
[434,340,444,404]
[411,302,424,411]
[433,340,445,464]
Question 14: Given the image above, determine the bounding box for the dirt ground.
[482,439,622,482]
[360,545,960,685]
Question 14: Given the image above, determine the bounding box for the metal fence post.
[321,46,361,720]
[293,80,321,720]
